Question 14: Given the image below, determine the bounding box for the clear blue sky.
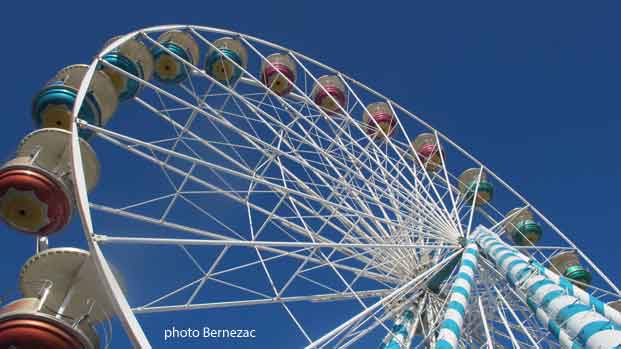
[0,1,620,348]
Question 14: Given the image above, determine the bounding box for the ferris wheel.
[0,24,619,349]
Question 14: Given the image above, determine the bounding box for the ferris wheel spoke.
[98,174,426,266]
[159,163,196,220]
[338,306,402,349]
[249,219,287,300]
[270,136,384,239]
[386,163,453,245]
[104,53,280,176]
[344,252,391,291]
[385,102,459,234]
[133,94,259,180]
[236,93,289,117]
[277,247,328,297]
[334,251,460,345]
[292,190,392,277]
[179,91,434,235]
[140,276,205,308]
[186,245,230,305]
[304,253,452,349]
[102,59,206,170]
[313,246,398,316]
[270,158,386,267]
[178,244,206,275]
[340,151,450,241]
[278,152,416,234]
[210,276,274,299]
[335,308,393,349]
[319,156,417,235]
[274,185,398,258]
[179,72,200,104]
[293,70,440,220]
[410,303,448,349]
[432,131,464,238]
[307,228,392,280]
[296,274,342,294]
[282,180,413,250]
[477,296,495,349]
[378,155,417,228]
[239,38,421,194]
[298,247,394,283]
[247,68,426,209]
[464,166,484,238]
[88,123,418,237]
[490,205,531,233]
[180,91,256,173]
[179,195,247,240]
[134,287,398,315]
[196,33,423,203]
[215,93,275,171]
[276,123,421,225]
[91,203,401,285]
[280,302,313,343]
[144,256,343,312]
[143,146,181,194]
[115,193,175,211]
[365,148,412,234]
[496,304,522,349]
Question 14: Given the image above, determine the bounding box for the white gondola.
[0,129,99,235]
[0,248,117,349]
[549,251,592,286]
[205,37,248,85]
[260,53,297,96]
[152,30,199,83]
[363,102,396,140]
[311,75,346,115]
[32,64,118,138]
[101,36,154,101]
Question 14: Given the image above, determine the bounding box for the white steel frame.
[66,25,619,349]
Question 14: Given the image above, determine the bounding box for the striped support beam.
[434,241,479,349]
[531,303,584,349]
[532,261,621,326]
[383,308,415,349]
[474,227,621,349]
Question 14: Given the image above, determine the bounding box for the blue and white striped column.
[434,241,479,349]
[383,308,415,349]
[530,302,583,349]
[474,227,621,349]
[532,261,621,327]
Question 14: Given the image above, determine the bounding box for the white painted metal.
[58,24,619,349]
